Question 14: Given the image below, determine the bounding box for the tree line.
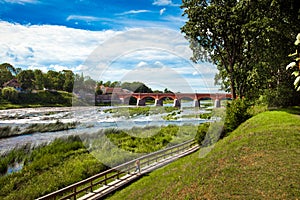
[0,63,75,92]
[0,63,173,96]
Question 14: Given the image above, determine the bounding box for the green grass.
[107,110,300,200]
[0,90,74,109]
[104,106,179,118]
[0,136,106,200]
[104,125,197,153]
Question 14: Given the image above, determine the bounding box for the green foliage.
[0,63,76,93]
[0,136,106,200]
[0,63,17,76]
[0,90,74,109]
[0,63,15,86]
[105,125,180,153]
[199,112,211,119]
[17,90,73,106]
[62,70,74,92]
[33,69,44,90]
[223,98,252,136]
[0,144,31,175]
[162,111,180,120]
[121,82,153,93]
[1,87,18,102]
[195,123,209,145]
[17,69,35,90]
[264,84,300,107]
[287,33,300,91]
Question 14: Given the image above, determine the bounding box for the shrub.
[195,123,210,145]
[1,87,18,102]
[222,98,252,137]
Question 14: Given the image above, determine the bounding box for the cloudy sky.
[0,0,220,92]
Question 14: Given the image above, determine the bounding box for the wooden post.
[73,187,77,200]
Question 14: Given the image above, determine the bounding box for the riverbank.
[0,123,202,200]
[0,90,74,110]
[107,109,300,199]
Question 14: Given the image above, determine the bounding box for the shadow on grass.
[269,106,300,115]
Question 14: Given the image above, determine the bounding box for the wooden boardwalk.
[37,140,199,200]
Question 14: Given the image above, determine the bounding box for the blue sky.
[0,0,220,92]
[0,0,184,30]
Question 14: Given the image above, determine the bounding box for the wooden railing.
[36,139,197,200]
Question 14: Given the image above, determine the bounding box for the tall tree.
[181,0,300,101]
[33,69,44,90]
[0,63,17,76]
[0,68,13,87]
[181,0,244,99]
[0,63,16,86]
[17,70,35,90]
[44,70,64,90]
[62,70,74,92]
[121,82,153,93]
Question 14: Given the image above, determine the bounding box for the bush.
[265,85,300,107]
[222,98,252,137]
[1,87,18,102]
[17,90,72,106]
[195,123,210,145]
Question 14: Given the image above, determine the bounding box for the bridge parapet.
[108,92,232,107]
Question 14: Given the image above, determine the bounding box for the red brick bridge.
[115,92,232,107]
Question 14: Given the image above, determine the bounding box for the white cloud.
[153,0,172,6]
[75,64,89,71]
[160,8,166,15]
[0,21,121,71]
[120,50,179,63]
[1,0,38,4]
[153,0,179,6]
[79,28,220,92]
[163,16,187,23]
[49,64,70,72]
[27,64,48,72]
[137,61,148,67]
[154,61,164,67]
[116,10,151,16]
[66,15,101,22]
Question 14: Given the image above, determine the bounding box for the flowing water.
[0,102,212,155]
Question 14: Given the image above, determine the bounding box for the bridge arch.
[116,92,231,107]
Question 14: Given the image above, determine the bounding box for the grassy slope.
[107,110,300,200]
[0,90,73,109]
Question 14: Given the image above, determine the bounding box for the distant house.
[2,79,22,92]
[96,86,133,104]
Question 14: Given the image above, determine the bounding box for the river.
[0,102,212,154]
